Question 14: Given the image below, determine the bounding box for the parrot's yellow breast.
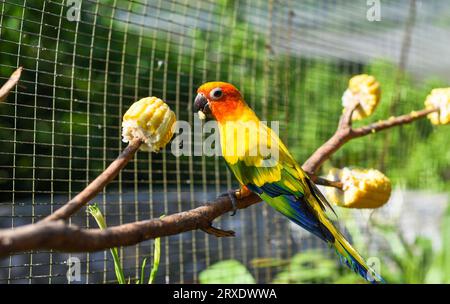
[218,119,287,186]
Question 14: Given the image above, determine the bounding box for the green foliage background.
[0,0,448,201]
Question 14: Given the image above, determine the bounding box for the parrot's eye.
[210,88,223,100]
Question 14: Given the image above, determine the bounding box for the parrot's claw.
[201,225,235,237]
[217,190,239,216]
[227,190,238,216]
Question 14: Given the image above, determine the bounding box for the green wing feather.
[222,120,334,217]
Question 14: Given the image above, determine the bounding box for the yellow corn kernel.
[325,167,391,209]
[342,74,381,121]
[122,97,176,152]
[424,88,450,125]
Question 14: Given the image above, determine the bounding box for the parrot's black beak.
[193,93,211,118]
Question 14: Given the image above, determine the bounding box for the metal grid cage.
[0,0,449,283]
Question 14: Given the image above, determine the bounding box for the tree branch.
[0,191,261,257]
[0,67,22,103]
[302,106,438,174]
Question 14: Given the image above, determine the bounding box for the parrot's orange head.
[194,82,249,123]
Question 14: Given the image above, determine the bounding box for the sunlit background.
[0,0,449,283]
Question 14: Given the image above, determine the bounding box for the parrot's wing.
[237,154,337,242]
[224,121,336,219]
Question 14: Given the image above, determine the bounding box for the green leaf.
[148,237,160,284]
[140,258,148,284]
[110,247,126,284]
[148,215,163,284]
[87,204,107,229]
[87,204,126,284]
[271,251,345,283]
[199,260,256,284]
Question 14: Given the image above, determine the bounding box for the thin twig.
[351,108,437,137]
[0,67,23,103]
[41,138,142,222]
[310,175,343,190]
[302,99,359,174]
[302,106,438,174]
[339,99,359,129]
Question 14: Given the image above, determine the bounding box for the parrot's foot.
[227,189,239,216]
[201,225,235,237]
[217,189,239,216]
[227,190,239,216]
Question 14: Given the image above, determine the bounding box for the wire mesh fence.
[0,0,449,283]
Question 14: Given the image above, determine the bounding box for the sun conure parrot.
[193,81,384,283]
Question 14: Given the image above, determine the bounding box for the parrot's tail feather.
[333,236,385,284]
[249,182,385,283]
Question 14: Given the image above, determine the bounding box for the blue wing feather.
[247,182,335,243]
